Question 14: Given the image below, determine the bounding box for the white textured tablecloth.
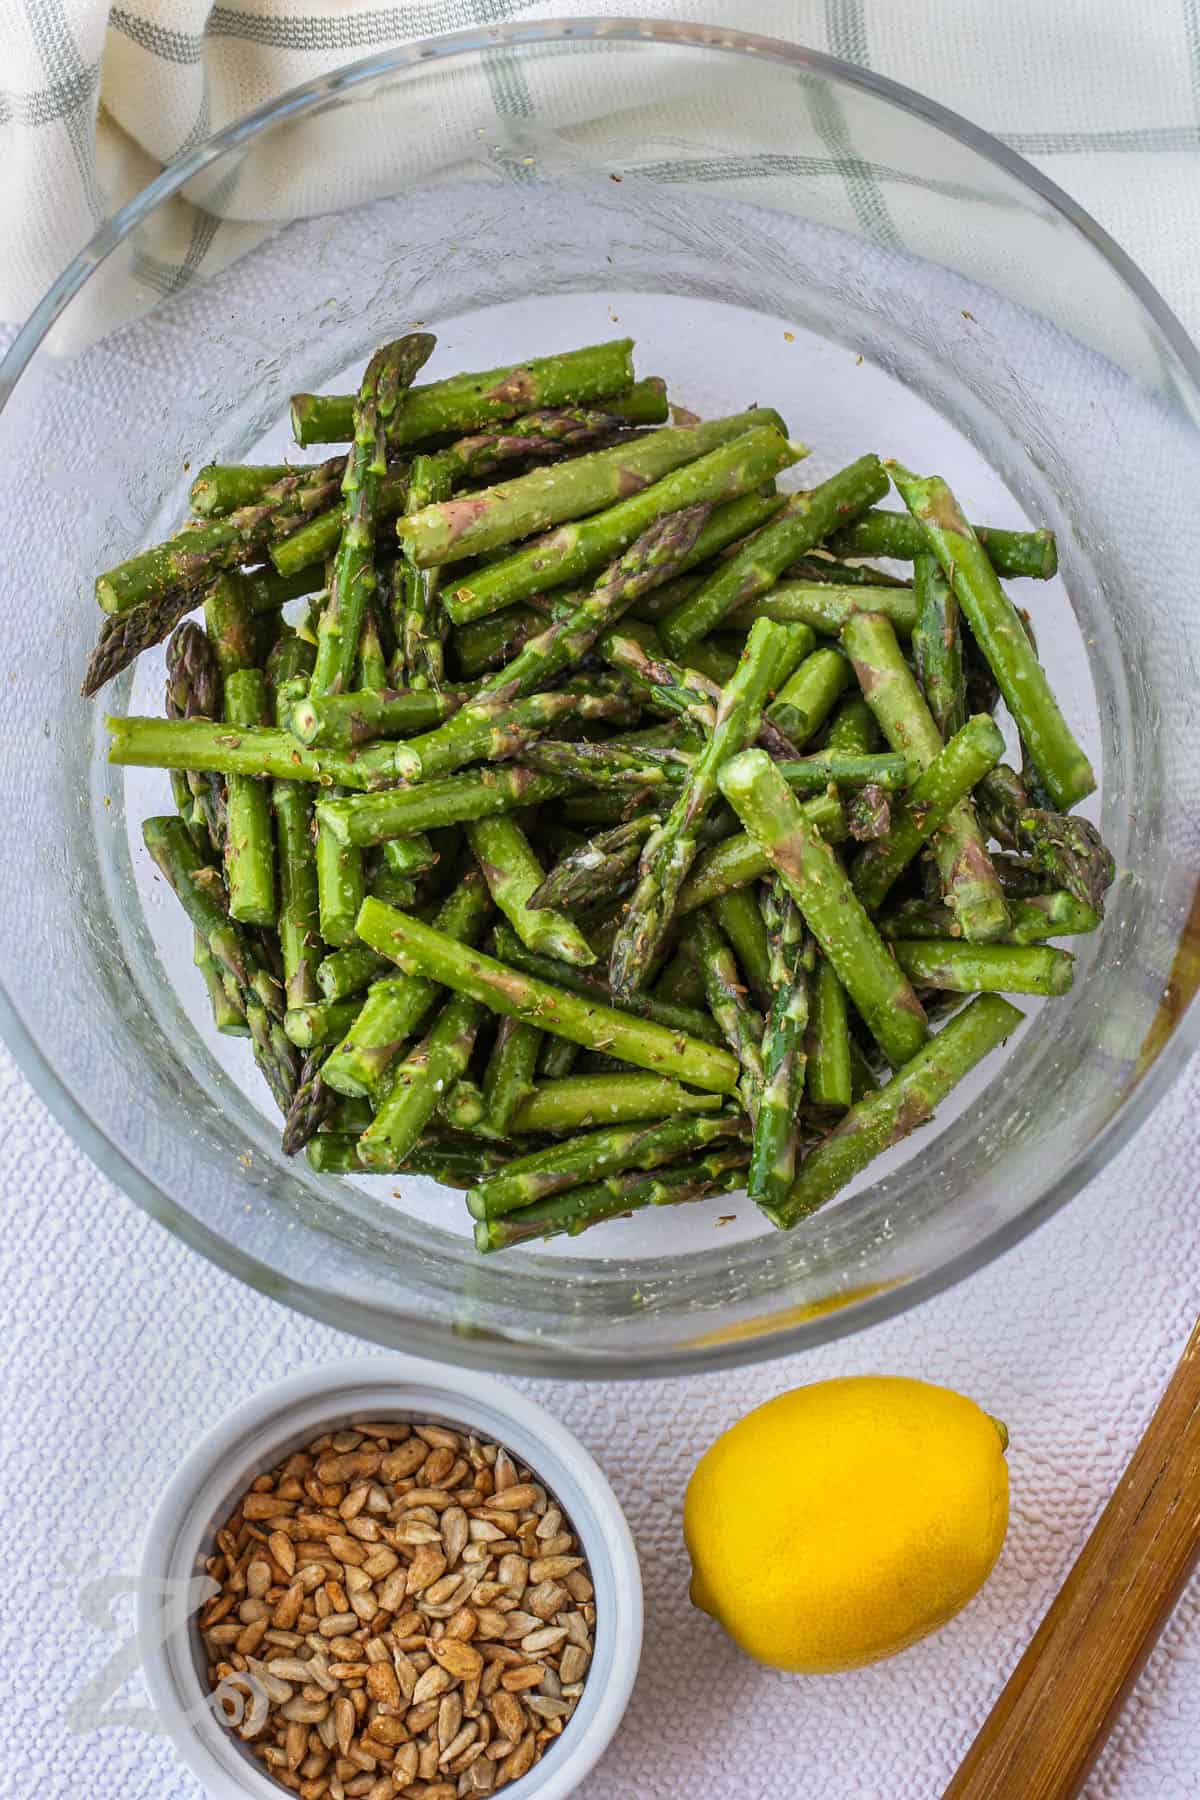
[3,4,1200,1796]
[2,1048,1198,1798]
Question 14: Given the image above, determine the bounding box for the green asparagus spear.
[204,577,277,926]
[468,1113,745,1220]
[203,570,260,677]
[269,468,409,579]
[399,412,792,569]
[526,814,658,913]
[480,1018,543,1137]
[290,339,638,445]
[266,629,316,710]
[277,398,655,584]
[399,508,710,784]
[784,554,911,589]
[1011,887,1102,938]
[321,867,493,1098]
[223,669,277,926]
[354,611,389,692]
[95,458,347,614]
[878,893,1100,945]
[284,998,363,1049]
[396,683,638,785]
[142,816,298,1110]
[518,737,692,792]
[912,553,965,740]
[625,489,789,604]
[888,466,1093,809]
[851,714,1007,912]
[165,619,221,719]
[805,954,853,1108]
[165,620,223,854]
[397,451,450,689]
[305,1132,508,1183]
[242,1010,303,1115]
[317,567,386,957]
[436,1078,506,1140]
[475,511,713,704]
[316,767,572,848]
[491,923,724,1047]
[712,888,774,1009]
[610,618,792,995]
[1012,807,1116,913]
[315,943,391,1001]
[823,694,882,753]
[632,634,813,761]
[451,603,566,680]
[473,1145,751,1251]
[106,715,434,790]
[675,788,848,914]
[189,463,302,517]
[367,867,417,911]
[717,749,928,1069]
[310,334,435,698]
[445,423,799,624]
[251,576,287,658]
[357,993,485,1169]
[314,819,365,948]
[749,879,811,1208]
[972,760,1030,850]
[194,935,247,1035]
[82,565,322,698]
[690,910,765,1118]
[601,630,728,736]
[767,995,1024,1228]
[143,817,248,993]
[410,395,667,484]
[727,581,922,640]
[659,455,890,652]
[399,457,446,694]
[510,1074,722,1134]
[398,405,645,687]
[973,759,1114,913]
[280,1052,336,1156]
[558,791,661,827]
[354,900,740,1095]
[380,834,439,879]
[776,753,913,792]
[601,616,815,757]
[273,731,324,1010]
[287,686,461,748]
[767,647,854,747]
[826,510,1058,579]
[886,939,1075,994]
[321,1094,377,1137]
[467,815,595,966]
[842,611,1009,942]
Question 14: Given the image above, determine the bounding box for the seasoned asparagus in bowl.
[95,330,1112,1254]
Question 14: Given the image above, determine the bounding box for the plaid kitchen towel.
[2,0,1200,339]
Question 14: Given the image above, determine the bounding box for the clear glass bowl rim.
[3,14,1199,1379]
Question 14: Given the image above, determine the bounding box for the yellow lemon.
[683,1375,1009,1672]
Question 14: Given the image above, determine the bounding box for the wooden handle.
[944,1315,1200,1799]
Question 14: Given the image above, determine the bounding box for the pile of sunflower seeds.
[200,1421,594,1798]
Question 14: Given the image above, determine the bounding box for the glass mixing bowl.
[2,19,1199,1377]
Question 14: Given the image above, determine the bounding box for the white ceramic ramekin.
[138,1356,642,1799]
